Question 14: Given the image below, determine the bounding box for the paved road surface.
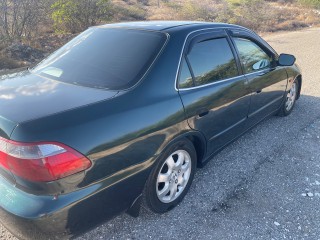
[1,27,320,240]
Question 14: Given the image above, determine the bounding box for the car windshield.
[31,28,167,90]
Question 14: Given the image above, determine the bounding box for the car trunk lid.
[0,70,119,123]
[0,70,118,183]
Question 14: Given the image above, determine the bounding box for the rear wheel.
[144,139,197,213]
[278,79,299,116]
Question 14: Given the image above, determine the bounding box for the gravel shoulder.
[1,27,320,240]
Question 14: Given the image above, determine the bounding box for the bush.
[298,0,320,9]
[225,0,275,31]
[111,3,147,21]
[51,0,112,33]
[181,0,221,22]
[274,20,309,31]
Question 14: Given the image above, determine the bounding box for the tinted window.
[178,58,193,88]
[187,38,238,86]
[234,38,273,74]
[32,28,167,90]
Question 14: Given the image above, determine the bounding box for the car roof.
[100,21,234,31]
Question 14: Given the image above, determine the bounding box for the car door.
[229,30,288,124]
[177,29,251,157]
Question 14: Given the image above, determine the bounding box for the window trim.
[177,56,195,89]
[228,29,278,75]
[175,27,226,91]
[174,26,275,91]
[232,37,276,75]
[32,27,170,91]
[186,31,227,55]
[176,29,241,90]
[228,28,278,58]
[178,74,245,91]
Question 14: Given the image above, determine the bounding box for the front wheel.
[278,79,299,116]
[143,139,197,213]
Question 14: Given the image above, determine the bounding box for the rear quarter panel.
[9,29,193,194]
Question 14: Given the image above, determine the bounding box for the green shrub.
[111,4,147,21]
[224,0,274,31]
[176,0,220,22]
[51,0,111,33]
[298,0,320,9]
[120,5,147,20]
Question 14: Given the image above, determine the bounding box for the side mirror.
[278,53,296,66]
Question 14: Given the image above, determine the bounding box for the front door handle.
[256,89,262,94]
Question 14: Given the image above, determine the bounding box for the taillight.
[0,137,91,182]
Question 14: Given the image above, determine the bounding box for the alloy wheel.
[156,150,192,203]
[285,82,297,111]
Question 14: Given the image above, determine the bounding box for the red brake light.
[0,137,91,182]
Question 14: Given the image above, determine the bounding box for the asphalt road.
[1,27,320,240]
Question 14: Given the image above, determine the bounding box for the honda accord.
[0,21,301,239]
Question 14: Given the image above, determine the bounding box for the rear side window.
[178,58,193,88]
[233,38,273,74]
[187,38,238,86]
[32,28,167,90]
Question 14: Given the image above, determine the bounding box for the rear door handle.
[197,109,209,118]
[256,89,262,94]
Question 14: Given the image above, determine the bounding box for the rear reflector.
[0,137,91,182]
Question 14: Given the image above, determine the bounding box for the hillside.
[0,0,319,71]
[118,0,320,32]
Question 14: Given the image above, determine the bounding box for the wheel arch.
[160,131,207,168]
[185,133,207,167]
[295,74,302,100]
[142,130,207,213]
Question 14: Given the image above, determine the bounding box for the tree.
[0,0,47,41]
[51,0,112,33]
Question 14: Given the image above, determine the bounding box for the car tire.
[143,139,197,213]
[278,79,299,117]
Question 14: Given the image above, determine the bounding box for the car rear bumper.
[0,165,150,240]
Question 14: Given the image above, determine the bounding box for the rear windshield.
[32,28,167,90]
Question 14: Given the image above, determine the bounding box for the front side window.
[233,38,273,74]
[187,38,238,87]
[32,28,167,90]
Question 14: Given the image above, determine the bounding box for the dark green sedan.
[0,21,301,239]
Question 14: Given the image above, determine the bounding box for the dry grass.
[0,54,25,70]
[0,0,319,71]
[143,0,320,32]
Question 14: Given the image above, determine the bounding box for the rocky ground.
[0,34,75,72]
